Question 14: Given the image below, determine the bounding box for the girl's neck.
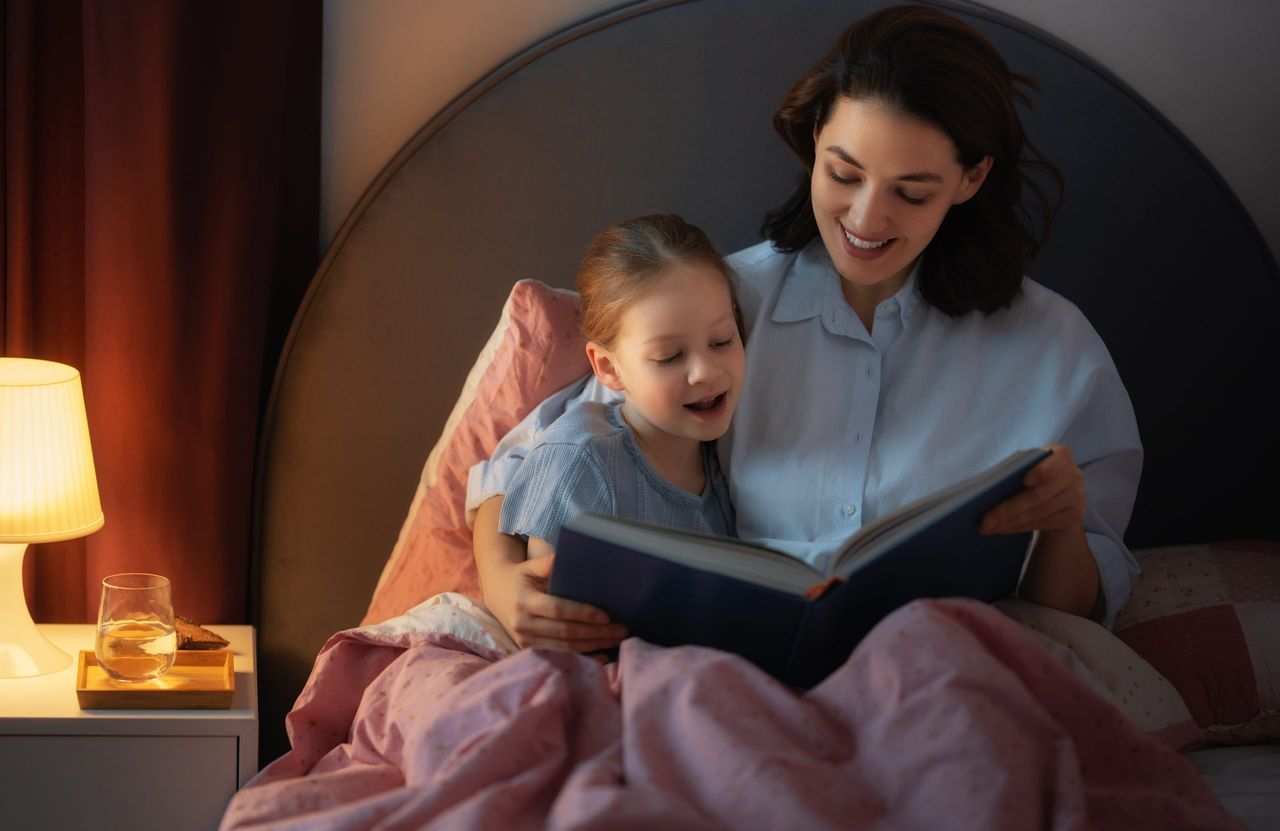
[619,402,706,494]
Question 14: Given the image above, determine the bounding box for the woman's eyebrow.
[823,145,944,183]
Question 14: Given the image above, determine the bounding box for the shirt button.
[842,503,858,518]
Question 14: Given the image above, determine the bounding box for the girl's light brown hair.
[576,213,744,348]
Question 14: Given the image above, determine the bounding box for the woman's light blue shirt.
[470,240,1142,626]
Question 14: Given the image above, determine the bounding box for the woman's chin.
[835,254,916,295]
[837,264,899,292]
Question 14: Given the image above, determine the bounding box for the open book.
[548,448,1050,687]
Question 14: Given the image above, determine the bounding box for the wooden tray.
[76,650,235,710]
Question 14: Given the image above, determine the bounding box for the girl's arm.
[474,495,627,651]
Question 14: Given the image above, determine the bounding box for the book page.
[568,514,824,595]
[832,449,1045,574]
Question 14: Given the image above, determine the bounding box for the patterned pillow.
[360,280,588,625]
[999,598,1199,749]
[1114,541,1280,744]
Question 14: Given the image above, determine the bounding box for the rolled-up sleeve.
[1064,342,1144,628]
[498,442,614,550]
[464,374,616,525]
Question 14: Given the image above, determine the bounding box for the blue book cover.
[548,448,1050,687]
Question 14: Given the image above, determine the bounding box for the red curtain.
[2,1,319,624]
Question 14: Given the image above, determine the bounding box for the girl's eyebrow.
[823,145,944,183]
[642,312,736,344]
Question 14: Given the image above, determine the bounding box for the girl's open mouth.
[685,392,727,416]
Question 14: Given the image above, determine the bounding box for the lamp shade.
[0,358,104,542]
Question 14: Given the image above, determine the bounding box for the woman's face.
[810,96,991,308]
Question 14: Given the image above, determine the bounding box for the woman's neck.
[840,261,913,333]
[619,402,706,494]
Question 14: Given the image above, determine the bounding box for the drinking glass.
[95,573,177,682]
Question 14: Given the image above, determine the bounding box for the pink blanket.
[222,598,1241,830]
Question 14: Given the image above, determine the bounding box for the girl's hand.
[981,444,1085,535]
[473,496,627,652]
[486,554,628,652]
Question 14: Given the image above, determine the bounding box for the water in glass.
[96,619,177,681]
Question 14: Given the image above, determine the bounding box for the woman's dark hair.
[762,4,1064,315]
[577,213,744,347]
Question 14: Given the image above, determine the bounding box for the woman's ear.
[585,342,626,392]
[952,155,994,205]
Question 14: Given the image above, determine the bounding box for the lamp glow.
[0,358,104,678]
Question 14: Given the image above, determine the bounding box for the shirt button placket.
[843,350,879,525]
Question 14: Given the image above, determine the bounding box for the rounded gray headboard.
[252,0,1279,762]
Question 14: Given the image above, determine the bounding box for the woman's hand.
[981,444,1101,619]
[473,496,628,651]
[980,444,1084,535]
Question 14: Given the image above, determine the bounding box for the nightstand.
[0,624,258,831]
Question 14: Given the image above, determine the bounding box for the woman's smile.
[839,222,897,260]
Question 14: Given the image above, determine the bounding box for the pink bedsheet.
[222,598,1241,830]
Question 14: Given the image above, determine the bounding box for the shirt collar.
[879,263,921,329]
[772,239,922,334]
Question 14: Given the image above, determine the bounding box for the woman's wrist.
[1019,524,1101,619]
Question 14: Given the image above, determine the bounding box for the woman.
[469,3,1141,652]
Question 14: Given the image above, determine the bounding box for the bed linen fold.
[222,595,1241,830]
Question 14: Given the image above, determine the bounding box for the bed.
[240,0,1280,827]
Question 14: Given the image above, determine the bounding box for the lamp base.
[0,543,73,678]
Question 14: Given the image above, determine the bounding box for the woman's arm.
[1018,526,1100,619]
[981,444,1101,619]
[474,495,627,651]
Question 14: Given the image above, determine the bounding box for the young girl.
[496,213,745,567]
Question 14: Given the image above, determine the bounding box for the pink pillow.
[1114,540,1280,744]
[361,279,588,626]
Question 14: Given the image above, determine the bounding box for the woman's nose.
[847,188,889,234]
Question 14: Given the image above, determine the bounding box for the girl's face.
[811,96,991,309]
[587,262,745,448]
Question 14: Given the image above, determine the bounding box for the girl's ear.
[585,342,626,392]
[952,155,993,205]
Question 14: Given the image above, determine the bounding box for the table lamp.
[0,357,104,678]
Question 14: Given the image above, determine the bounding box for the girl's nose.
[687,352,721,385]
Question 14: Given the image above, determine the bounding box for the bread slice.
[175,616,230,650]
